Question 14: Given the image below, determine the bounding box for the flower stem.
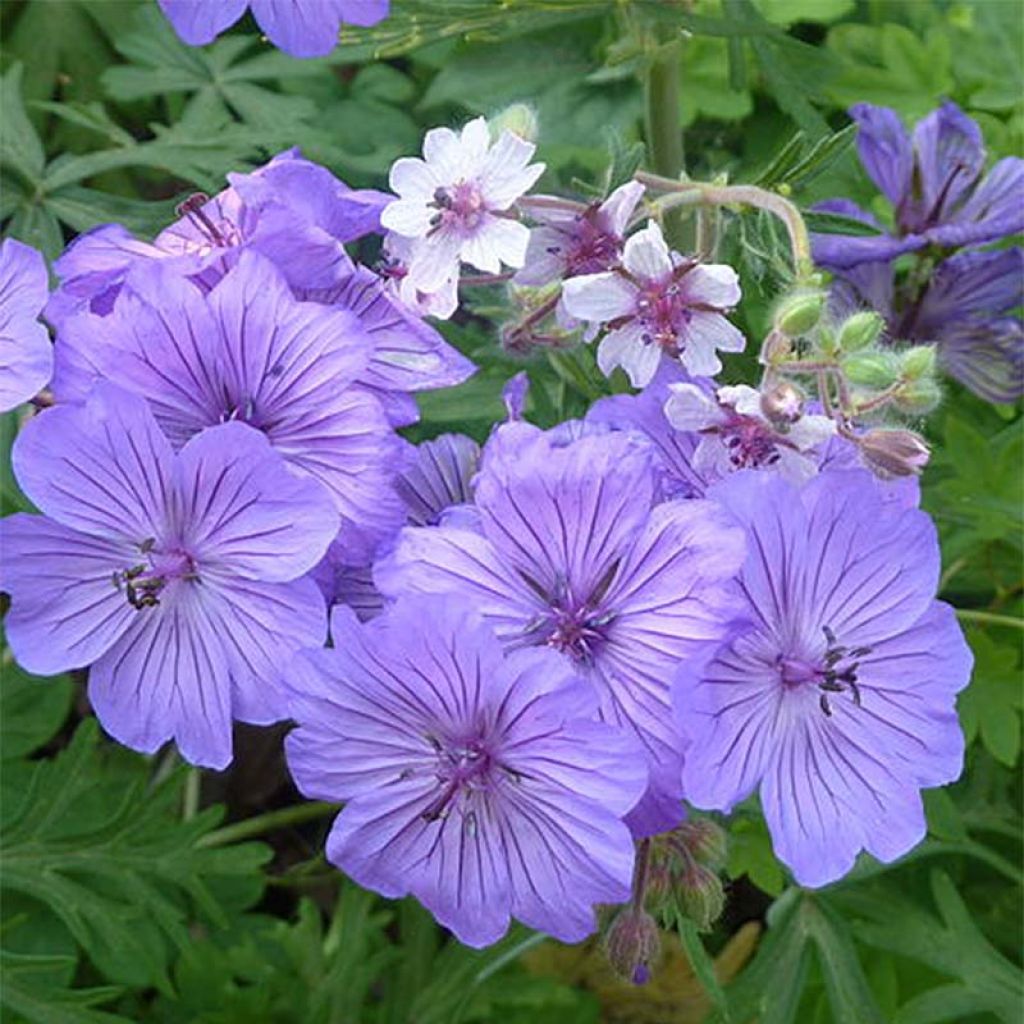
[197,800,338,848]
[642,36,688,250]
[955,609,1024,631]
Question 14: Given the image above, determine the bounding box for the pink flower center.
[635,281,692,354]
[563,212,622,275]
[115,542,197,610]
[420,734,498,823]
[778,627,872,716]
[431,182,487,233]
[719,414,783,469]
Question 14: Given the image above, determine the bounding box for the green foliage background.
[0,1,1021,1021]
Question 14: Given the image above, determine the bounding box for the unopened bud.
[775,292,825,338]
[841,351,901,390]
[679,861,725,932]
[837,310,884,352]
[894,377,942,414]
[899,344,937,381]
[489,103,539,144]
[760,382,805,426]
[603,908,660,985]
[678,818,728,870]
[858,428,931,477]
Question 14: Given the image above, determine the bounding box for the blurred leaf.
[841,872,1023,1023]
[0,950,129,1024]
[1,64,47,183]
[0,720,270,992]
[727,814,785,897]
[753,0,854,25]
[680,37,754,128]
[803,209,884,236]
[958,629,1022,767]
[825,23,954,120]
[0,654,73,763]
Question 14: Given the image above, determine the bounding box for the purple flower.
[380,117,545,294]
[514,181,646,288]
[676,470,972,887]
[311,432,480,616]
[664,382,835,485]
[48,149,388,326]
[158,0,389,58]
[813,102,1024,269]
[0,239,53,412]
[284,596,646,947]
[299,265,476,427]
[0,384,337,767]
[54,252,405,561]
[830,247,1023,403]
[562,222,745,387]
[376,424,747,836]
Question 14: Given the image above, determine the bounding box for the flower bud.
[774,291,825,338]
[678,818,728,870]
[858,428,931,477]
[894,377,942,414]
[841,351,901,390]
[679,861,725,932]
[489,103,539,144]
[837,310,884,352]
[603,907,660,985]
[899,344,937,381]
[760,381,805,426]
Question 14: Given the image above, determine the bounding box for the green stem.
[955,609,1024,631]
[198,800,338,848]
[643,37,688,250]
[182,768,201,821]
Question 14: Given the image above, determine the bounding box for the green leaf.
[753,0,854,25]
[0,64,47,183]
[727,814,785,897]
[676,914,731,1020]
[840,872,1023,1023]
[958,628,1022,766]
[0,656,73,762]
[802,209,884,236]
[0,950,130,1024]
[0,720,270,992]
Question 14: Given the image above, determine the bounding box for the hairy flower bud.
[858,428,931,477]
[679,861,725,933]
[895,378,942,414]
[678,818,729,870]
[841,351,901,390]
[775,291,825,337]
[603,907,661,985]
[900,344,938,381]
[489,103,540,144]
[760,381,805,425]
[837,310,884,352]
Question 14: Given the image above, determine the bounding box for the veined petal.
[0,239,53,412]
[157,0,246,44]
[849,103,913,208]
[680,263,741,308]
[622,222,673,281]
[665,382,725,431]
[598,181,645,236]
[561,272,636,323]
[250,0,344,57]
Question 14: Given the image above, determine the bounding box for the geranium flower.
[0,239,52,412]
[285,596,646,947]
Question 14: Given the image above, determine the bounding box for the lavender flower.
[0,383,337,767]
[562,222,745,387]
[376,424,747,836]
[830,247,1023,403]
[300,265,476,427]
[158,0,389,58]
[0,239,52,412]
[380,117,545,294]
[514,182,646,288]
[54,252,405,561]
[284,596,646,947]
[48,149,388,327]
[676,470,972,887]
[664,382,835,484]
[813,102,1024,269]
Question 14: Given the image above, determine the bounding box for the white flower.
[382,233,459,320]
[562,222,745,387]
[665,382,836,484]
[380,117,545,294]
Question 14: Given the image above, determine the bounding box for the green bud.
[900,344,937,381]
[489,103,539,144]
[895,377,942,414]
[678,819,728,870]
[817,325,838,358]
[841,351,901,390]
[775,291,825,337]
[837,311,884,352]
[679,862,725,933]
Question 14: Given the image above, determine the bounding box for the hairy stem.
[643,36,688,250]
[198,800,338,848]
[955,609,1024,631]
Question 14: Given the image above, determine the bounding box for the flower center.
[114,539,197,610]
[779,625,872,717]
[175,193,243,253]
[636,281,690,354]
[430,182,486,232]
[564,212,621,275]
[719,414,783,469]
[420,735,495,822]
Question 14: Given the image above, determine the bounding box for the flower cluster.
[812,101,1023,403]
[0,106,988,957]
